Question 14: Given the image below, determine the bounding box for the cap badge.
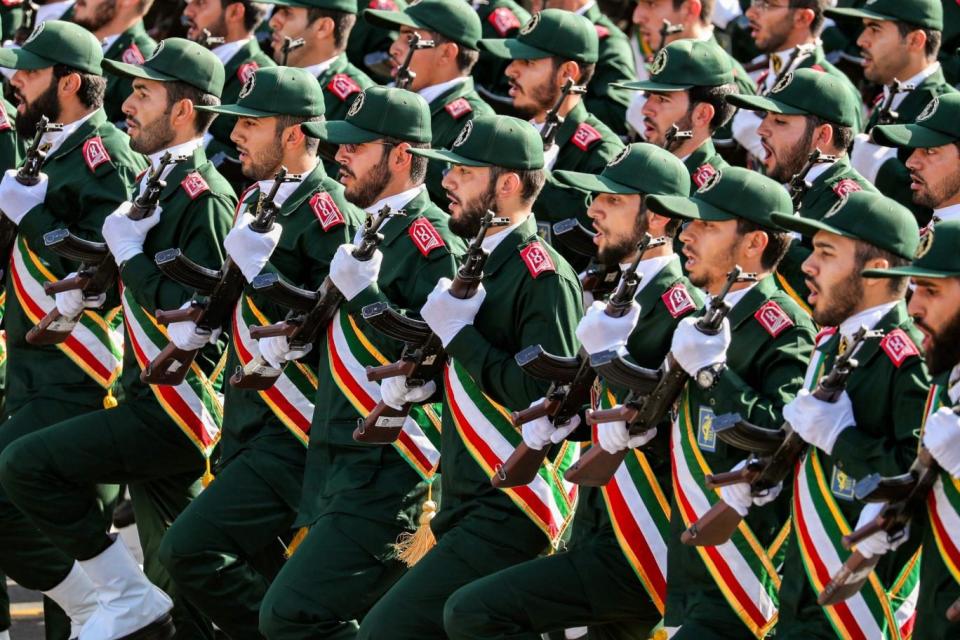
[453,120,473,147]
[696,168,722,194]
[650,49,667,76]
[916,97,939,123]
[607,146,629,167]
[824,194,847,219]
[347,91,365,117]
[519,13,540,36]
[238,72,256,99]
[771,71,794,94]
[916,225,934,259]
[146,40,165,62]
[24,21,44,45]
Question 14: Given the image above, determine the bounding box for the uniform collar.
[804,156,840,185]
[481,215,527,254]
[623,253,677,296]
[483,214,540,276]
[252,168,307,210]
[933,203,960,223]
[838,300,899,341]
[712,281,756,310]
[418,76,468,105]
[42,109,98,156]
[101,33,122,52]
[212,38,252,66]
[303,54,342,79]
[141,138,205,195]
[364,184,426,216]
[885,62,941,109]
[683,138,718,172]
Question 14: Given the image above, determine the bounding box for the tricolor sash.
[232,296,315,445]
[0,291,7,370]
[444,359,578,546]
[327,308,441,480]
[121,286,223,456]
[10,235,122,388]
[925,384,960,592]
[671,387,781,639]
[595,383,670,614]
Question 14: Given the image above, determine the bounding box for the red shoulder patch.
[181,172,210,200]
[408,217,445,257]
[832,179,862,198]
[814,326,838,348]
[0,1,24,6]
[368,0,397,8]
[328,74,362,101]
[444,98,473,120]
[692,163,718,189]
[756,70,770,89]
[881,329,920,368]
[520,242,556,278]
[661,283,696,318]
[488,7,521,37]
[121,43,144,65]
[82,137,111,172]
[0,107,11,132]
[310,192,345,231]
[595,25,610,38]
[237,61,259,84]
[810,64,825,72]
[873,92,885,107]
[570,123,602,151]
[754,300,794,338]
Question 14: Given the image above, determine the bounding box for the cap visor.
[320,120,384,145]
[770,212,850,240]
[102,59,178,83]
[196,104,278,118]
[0,47,52,70]
[553,169,637,194]
[407,147,489,167]
[647,193,735,221]
[612,79,690,92]
[862,266,960,279]
[827,7,893,22]
[478,38,551,60]
[363,9,422,32]
[726,93,805,116]
[871,123,955,149]
[300,121,328,139]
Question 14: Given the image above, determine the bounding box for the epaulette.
[570,122,602,151]
[408,217,446,256]
[310,192,346,231]
[832,178,862,199]
[519,241,555,278]
[445,98,473,120]
[692,163,718,190]
[181,172,210,200]
[880,329,920,368]
[488,7,521,36]
[327,74,362,101]
[121,43,144,65]
[83,137,111,172]
[754,300,794,338]
[809,64,825,72]
[661,282,696,318]
[595,25,609,39]
[237,61,259,84]
[0,107,13,133]
[368,0,398,9]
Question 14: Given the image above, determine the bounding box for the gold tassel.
[201,457,215,488]
[102,390,118,409]
[651,629,668,640]
[285,527,309,558]
[393,485,437,567]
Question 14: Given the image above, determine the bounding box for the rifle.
[681,327,883,547]
[818,403,960,607]
[0,116,62,281]
[654,19,684,57]
[200,29,226,48]
[541,79,588,147]
[14,1,38,44]
[492,234,668,488]
[26,152,188,345]
[565,267,757,486]
[394,32,435,90]
[664,124,694,153]
[142,167,298,385]
[280,37,305,66]
[787,148,839,210]
[551,218,620,299]
[230,204,397,390]
[763,43,816,96]
[868,79,915,134]
[354,211,510,444]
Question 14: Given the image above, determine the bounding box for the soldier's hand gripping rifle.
[565,267,757,487]
[551,218,620,299]
[818,402,960,608]
[868,79,916,134]
[787,148,839,210]
[142,167,297,386]
[280,36,306,66]
[26,152,188,345]
[394,32,435,90]
[355,211,510,444]
[492,234,669,488]
[0,116,62,281]
[541,78,588,147]
[229,205,397,390]
[681,327,882,547]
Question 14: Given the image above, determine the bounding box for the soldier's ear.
[555,60,581,87]
[691,101,715,129]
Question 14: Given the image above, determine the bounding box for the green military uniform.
[314,53,375,123]
[346,0,407,83]
[472,0,529,114]
[102,20,158,124]
[256,87,465,640]
[771,192,929,639]
[0,38,235,640]
[444,144,704,640]
[157,67,365,640]
[647,169,818,639]
[580,3,635,136]
[0,3,23,42]
[357,115,582,639]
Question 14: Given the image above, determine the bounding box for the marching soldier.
[355,114,582,640]
[471,0,529,114]
[443,143,704,640]
[0,20,144,640]
[362,0,494,205]
[763,191,930,638]
[158,66,364,640]
[479,9,624,250]
[182,0,275,193]
[645,167,817,639]
[255,86,464,639]
[831,0,955,224]
[70,0,158,124]
[0,37,236,640]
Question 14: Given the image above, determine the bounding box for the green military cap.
[103,38,225,97]
[648,166,791,230]
[259,0,358,13]
[864,220,960,278]
[408,114,543,170]
[612,40,733,92]
[197,66,325,121]
[0,20,102,75]
[553,142,690,197]
[478,9,598,64]
[726,68,859,128]
[872,93,960,148]
[828,0,942,31]
[364,0,482,49]
[304,86,431,144]
[771,191,919,260]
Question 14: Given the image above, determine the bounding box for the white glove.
[851,133,898,184]
[101,201,163,264]
[54,274,105,317]
[165,302,220,351]
[718,459,783,517]
[0,169,48,224]
[380,375,437,410]
[922,407,960,477]
[597,421,657,454]
[575,300,641,355]
[670,315,731,375]
[224,211,282,282]
[543,143,560,171]
[521,405,580,450]
[328,243,382,301]
[420,277,486,347]
[782,388,855,455]
[258,334,311,369]
[853,502,908,559]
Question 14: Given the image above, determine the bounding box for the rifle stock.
[680,501,745,547]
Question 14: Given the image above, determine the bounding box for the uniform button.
[709,398,716,406]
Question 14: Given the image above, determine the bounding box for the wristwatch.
[695,363,726,390]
